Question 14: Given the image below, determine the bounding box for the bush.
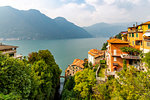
[100,60,106,64]
[0,56,31,99]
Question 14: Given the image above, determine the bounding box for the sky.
[0,0,149,26]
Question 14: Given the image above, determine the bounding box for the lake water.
[1,37,108,94]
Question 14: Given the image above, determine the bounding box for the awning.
[143,33,150,37]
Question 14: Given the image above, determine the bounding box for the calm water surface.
[1,37,108,94]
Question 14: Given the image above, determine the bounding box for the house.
[106,38,140,72]
[0,43,22,59]
[122,21,150,53]
[65,59,85,77]
[88,49,105,65]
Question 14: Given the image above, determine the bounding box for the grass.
[98,65,106,78]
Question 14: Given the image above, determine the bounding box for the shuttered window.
[148,25,150,29]
[132,33,134,37]
[136,33,138,37]
[147,42,150,46]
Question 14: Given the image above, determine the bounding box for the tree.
[74,69,96,98]
[28,50,62,100]
[101,42,108,50]
[115,33,122,39]
[123,59,127,71]
[94,66,150,100]
[61,76,79,100]
[29,60,53,100]
[0,56,31,99]
[143,51,150,69]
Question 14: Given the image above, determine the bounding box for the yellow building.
[122,21,150,53]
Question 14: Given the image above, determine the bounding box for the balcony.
[2,50,16,54]
[128,29,143,33]
[121,54,140,59]
[128,30,136,33]
[137,29,143,32]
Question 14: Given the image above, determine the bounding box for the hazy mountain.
[0,6,92,40]
[83,22,135,37]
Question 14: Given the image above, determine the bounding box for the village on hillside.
[65,21,150,81]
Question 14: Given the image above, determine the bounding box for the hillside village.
[65,21,150,81]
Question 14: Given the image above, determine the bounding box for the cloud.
[0,0,150,26]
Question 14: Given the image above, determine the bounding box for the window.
[136,33,138,37]
[132,41,134,45]
[141,41,143,46]
[135,41,140,45]
[129,33,131,37]
[148,25,150,29]
[114,49,117,55]
[114,57,117,61]
[132,33,134,37]
[129,59,133,65]
[147,42,150,46]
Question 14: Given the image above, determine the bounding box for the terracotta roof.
[88,49,105,58]
[140,21,150,25]
[107,38,129,44]
[0,45,18,50]
[71,59,84,69]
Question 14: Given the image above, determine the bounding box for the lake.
[1,37,108,93]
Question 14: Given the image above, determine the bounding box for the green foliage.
[101,42,108,50]
[29,60,53,99]
[0,56,31,99]
[94,66,150,100]
[74,69,96,98]
[0,92,21,100]
[98,64,106,77]
[83,59,88,68]
[28,50,62,100]
[61,76,79,100]
[0,49,61,100]
[115,33,122,39]
[143,52,150,69]
[120,47,142,55]
[100,60,106,64]
[94,77,115,100]
[123,59,127,71]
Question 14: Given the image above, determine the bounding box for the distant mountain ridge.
[0,6,92,40]
[83,22,136,37]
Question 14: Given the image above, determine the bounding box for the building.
[121,31,128,41]
[106,38,140,72]
[88,49,105,65]
[0,43,22,59]
[65,59,85,77]
[122,21,150,53]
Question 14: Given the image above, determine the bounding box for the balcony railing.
[121,54,140,59]
[128,29,143,33]
[2,50,16,54]
[138,29,143,32]
[128,30,136,33]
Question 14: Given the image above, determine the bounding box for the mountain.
[0,6,92,40]
[83,22,135,37]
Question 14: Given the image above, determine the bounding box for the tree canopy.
[0,50,62,100]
